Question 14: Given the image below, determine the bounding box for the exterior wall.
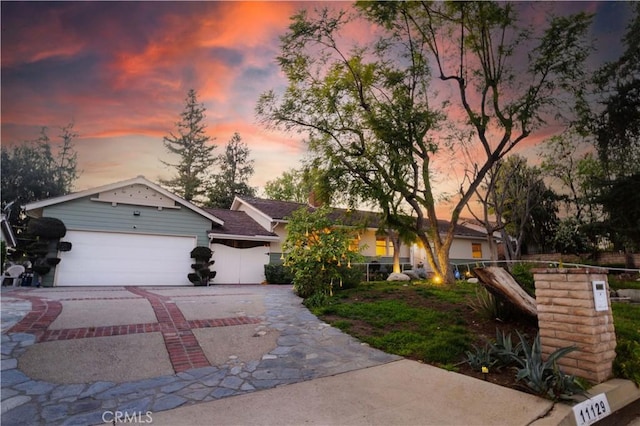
[268,225,411,264]
[533,268,616,384]
[411,238,491,270]
[42,196,212,246]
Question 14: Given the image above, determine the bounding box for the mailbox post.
[533,268,616,384]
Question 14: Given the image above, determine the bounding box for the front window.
[472,243,483,259]
[376,236,387,256]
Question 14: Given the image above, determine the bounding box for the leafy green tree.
[206,132,256,208]
[591,6,639,252]
[258,3,592,283]
[589,4,640,179]
[161,89,216,202]
[1,124,79,225]
[283,206,364,301]
[264,168,309,203]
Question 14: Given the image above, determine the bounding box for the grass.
[609,275,640,290]
[612,302,640,385]
[311,278,640,385]
[312,281,476,366]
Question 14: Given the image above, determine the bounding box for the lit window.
[472,243,482,258]
[376,237,387,256]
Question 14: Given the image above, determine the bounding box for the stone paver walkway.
[1,286,399,425]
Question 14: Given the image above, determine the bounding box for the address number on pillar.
[572,393,611,426]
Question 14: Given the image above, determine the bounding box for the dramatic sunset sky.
[0,1,633,201]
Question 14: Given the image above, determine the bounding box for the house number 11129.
[572,393,611,426]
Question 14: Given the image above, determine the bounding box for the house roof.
[24,176,224,226]
[204,208,279,241]
[231,196,307,222]
[234,196,487,239]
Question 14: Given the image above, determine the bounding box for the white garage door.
[212,244,269,284]
[55,231,196,286]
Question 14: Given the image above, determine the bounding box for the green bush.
[28,217,67,239]
[57,241,72,252]
[283,206,364,299]
[613,340,640,385]
[188,246,215,286]
[511,263,535,296]
[32,264,51,276]
[45,257,61,266]
[264,264,294,284]
[190,246,212,261]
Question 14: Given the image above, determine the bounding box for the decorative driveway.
[1,285,399,425]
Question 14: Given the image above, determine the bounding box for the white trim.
[231,196,276,223]
[208,232,280,242]
[25,176,224,226]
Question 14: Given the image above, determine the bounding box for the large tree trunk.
[473,266,537,318]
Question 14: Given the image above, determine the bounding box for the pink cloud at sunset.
[0,1,631,206]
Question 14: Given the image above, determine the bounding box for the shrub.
[264,264,294,284]
[465,343,497,372]
[58,241,72,252]
[28,217,67,239]
[613,340,640,385]
[45,257,61,266]
[188,246,215,286]
[190,246,212,261]
[283,206,364,299]
[468,286,499,319]
[32,264,51,276]
[513,331,585,401]
[511,263,535,296]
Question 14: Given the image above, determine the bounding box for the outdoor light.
[133,210,141,216]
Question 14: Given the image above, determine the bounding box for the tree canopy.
[1,124,79,225]
[257,2,592,282]
[206,132,256,209]
[160,89,216,203]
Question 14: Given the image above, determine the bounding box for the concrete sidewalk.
[152,359,560,426]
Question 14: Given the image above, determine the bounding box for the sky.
[0,1,633,205]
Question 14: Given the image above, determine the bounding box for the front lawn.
[311,280,640,390]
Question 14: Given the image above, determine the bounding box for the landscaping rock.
[387,273,411,282]
[403,270,419,280]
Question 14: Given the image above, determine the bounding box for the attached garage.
[24,176,224,287]
[56,231,196,286]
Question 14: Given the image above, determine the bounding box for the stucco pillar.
[533,268,616,384]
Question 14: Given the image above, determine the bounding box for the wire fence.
[450,259,640,274]
[353,259,640,282]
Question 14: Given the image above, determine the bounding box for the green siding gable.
[42,196,213,246]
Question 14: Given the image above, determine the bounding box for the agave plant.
[491,329,524,367]
[465,343,498,372]
[513,331,585,400]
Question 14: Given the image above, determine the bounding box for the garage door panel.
[56,231,196,286]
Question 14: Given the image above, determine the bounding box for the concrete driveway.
[1,285,571,426]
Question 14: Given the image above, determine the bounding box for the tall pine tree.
[206,132,256,208]
[161,89,215,202]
